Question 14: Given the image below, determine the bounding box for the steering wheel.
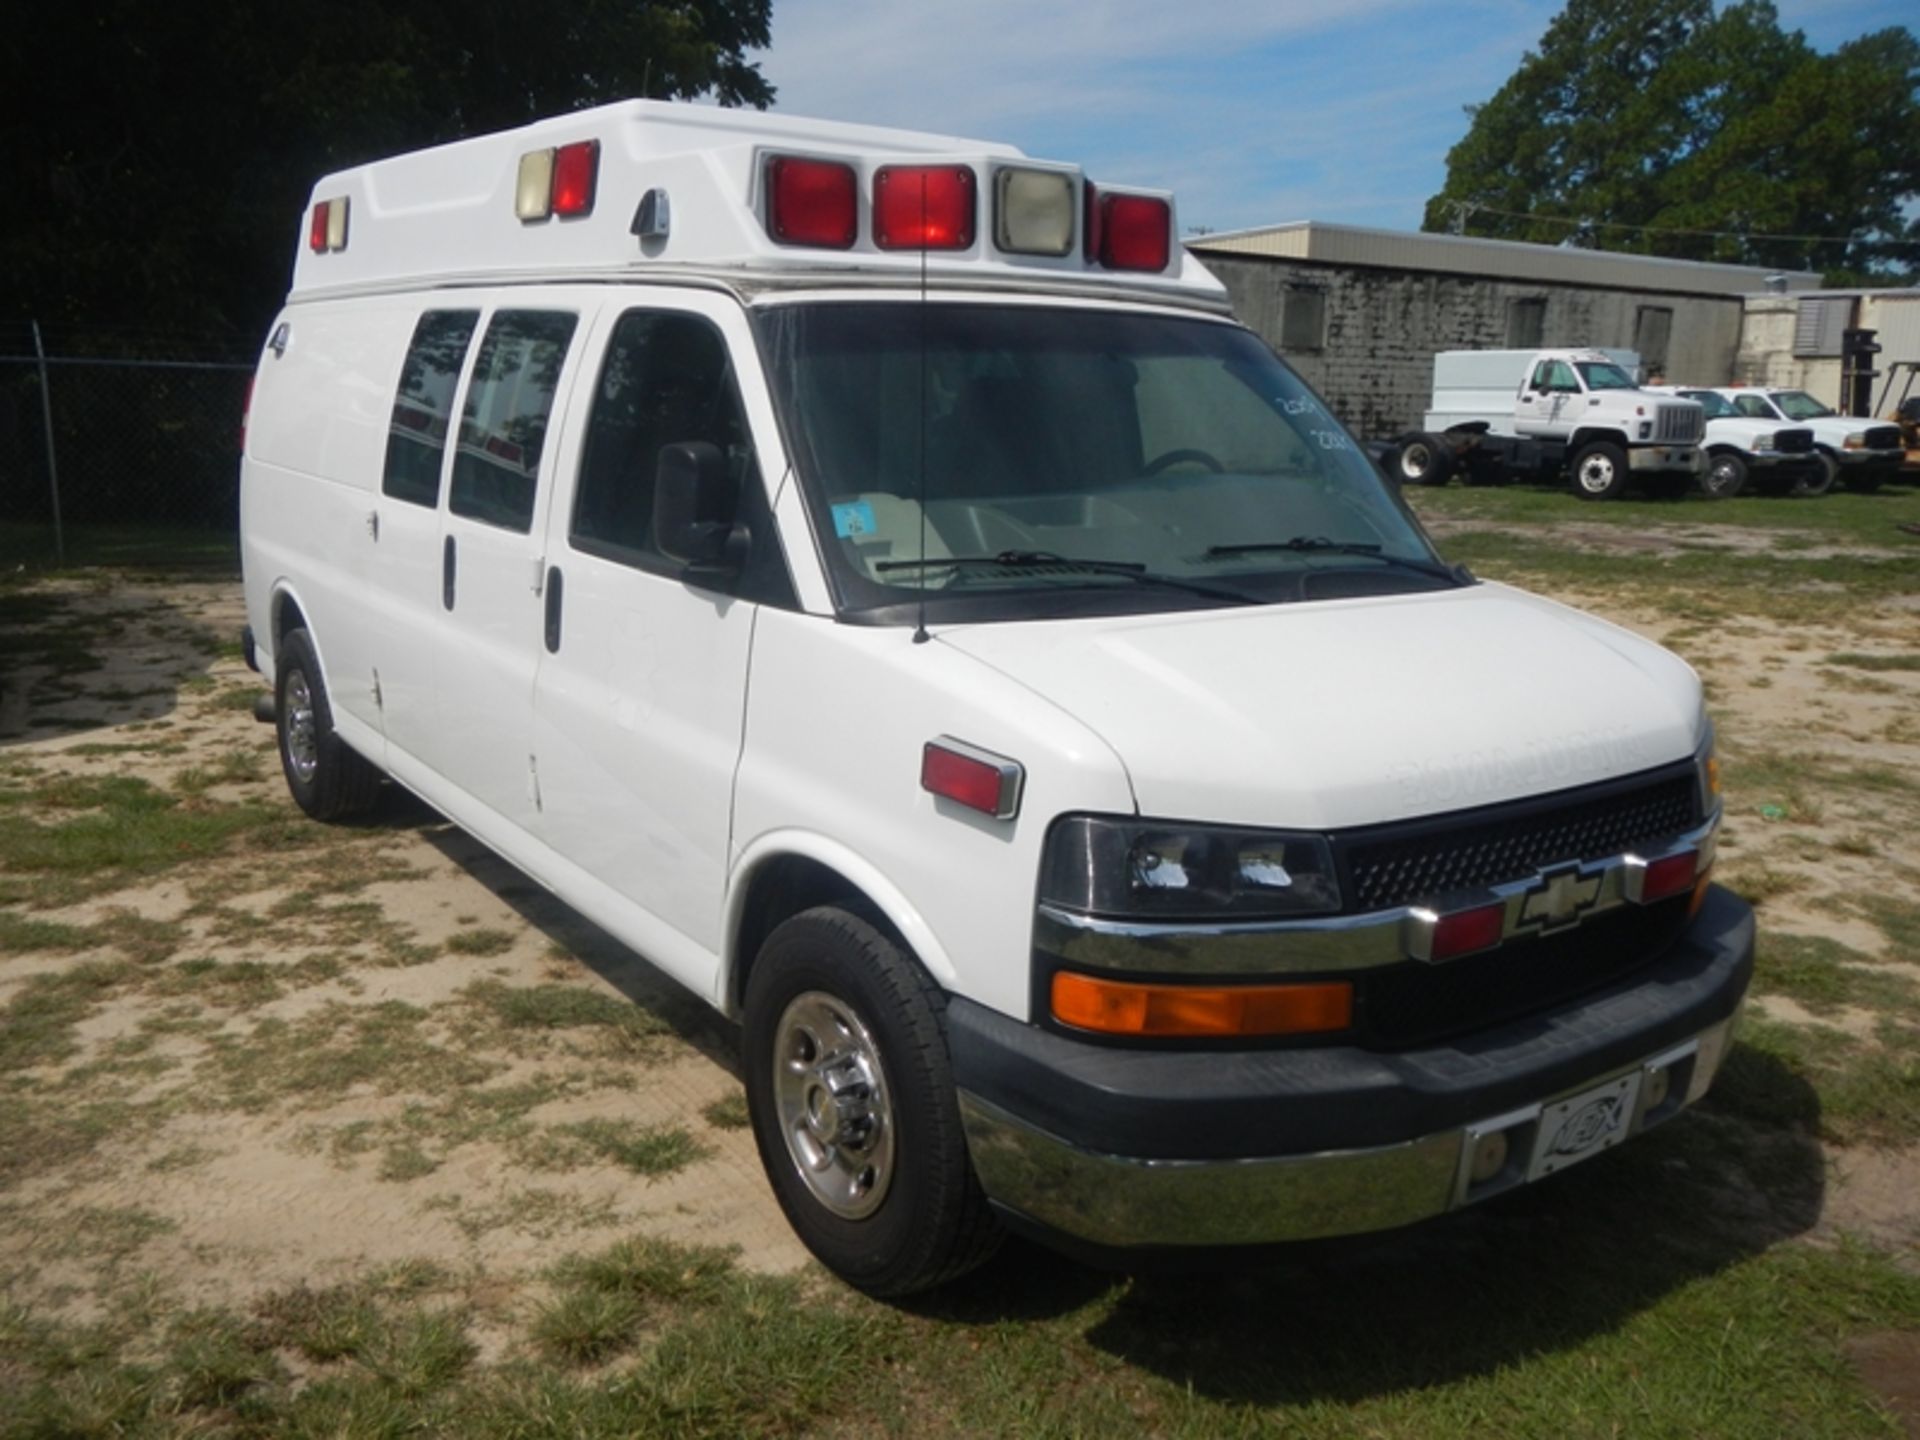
[1142,448,1225,476]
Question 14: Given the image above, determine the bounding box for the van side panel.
[242,300,420,746]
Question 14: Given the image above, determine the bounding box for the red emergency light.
[551,140,599,218]
[1098,193,1171,273]
[308,197,347,253]
[873,165,976,251]
[766,156,858,249]
[309,201,330,254]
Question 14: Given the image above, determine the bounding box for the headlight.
[1038,816,1341,920]
[1844,433,1866,450]
[1748,432,1775,452]
[1694,722,1720,819]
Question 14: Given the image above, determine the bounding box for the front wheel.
[1792,451,1839,498]
[1569,441,1630,501]
[1395,432,1454,486]
[1701,452,1747,499]
[743,907,1001,1296]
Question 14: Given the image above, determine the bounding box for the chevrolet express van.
[241,101,1753,1295]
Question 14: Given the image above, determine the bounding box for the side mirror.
[652,441,745,572]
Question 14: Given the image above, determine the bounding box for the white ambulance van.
[241,101,1752,1295]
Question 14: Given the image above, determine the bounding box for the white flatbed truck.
[1392,349,1707,500]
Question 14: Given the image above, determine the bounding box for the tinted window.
[1734,394,1775,419]
[383,310,477,507]
[449,310,577,533]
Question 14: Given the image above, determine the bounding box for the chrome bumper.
[1628,445,1706,473]
[960,1013,1740,1250]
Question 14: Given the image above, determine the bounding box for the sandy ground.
[2,552,1917,1342]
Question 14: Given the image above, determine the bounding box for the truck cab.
[242,101,1753,1295]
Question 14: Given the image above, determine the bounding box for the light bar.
[995,167,1074,257]
[308,197,348,253]
[1052,971,1353,1038]
[1099,192,1171,272]
[874,164,976,251]
[766,155,858,249]
[921,737,1022,820]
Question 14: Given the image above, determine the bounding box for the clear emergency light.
[995,168,1075,257]
[517,140,600,221]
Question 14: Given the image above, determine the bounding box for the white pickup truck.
[1710,387,1904,494]
[1393,349,1707,501]
[1646,387,1821,498]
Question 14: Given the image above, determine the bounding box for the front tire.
[274,627,381,821]
[744,907,1000,1296]
[1701,451,1747,499]
[1569,441,1630,501]
[1395,432,1454,486]
[1792,451,1839,497]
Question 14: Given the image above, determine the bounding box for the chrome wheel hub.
[1577,456,1616,493]
[772,991,894,1219]
[284,669,319,784]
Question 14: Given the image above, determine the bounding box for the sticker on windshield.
[832,500,877,539]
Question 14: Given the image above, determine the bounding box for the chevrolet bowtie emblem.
[1519,866,1602,931]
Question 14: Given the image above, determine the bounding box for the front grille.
[1864,425,1901,451]
[1775,428,1814,454]
[1342,769,1699,912]
[1359,900,1688,1049]
[1657,405,1704,443]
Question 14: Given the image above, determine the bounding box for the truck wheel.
[744,906,1001,1296]
[274,627,381,821]
[1792,451,1838,498]
[1395,432,1453,486]
[1569,441,1629,501]
[1701,452,1747,499]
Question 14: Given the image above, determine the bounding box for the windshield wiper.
[875,550,1256,605]
[1204,537,1470,584]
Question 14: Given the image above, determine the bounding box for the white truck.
[1393,349,1706,500]
[1645,386,1821,498]
[1709,387,1904,494]
[240,101,1752,1295]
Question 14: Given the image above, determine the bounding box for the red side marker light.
[309,200,331,253]
[1099,193,1171,272]
[767,156,858,249]
[921,738,1023,820]
[874,165,976,250]
[552,140,599,218]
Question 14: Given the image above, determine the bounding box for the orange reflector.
[1705,755,1721,799]
[1051,972,1352,1038]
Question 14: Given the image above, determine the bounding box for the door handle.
[442,535,456,611]
[543,566,564,653]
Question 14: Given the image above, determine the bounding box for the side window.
[1546,360,1579,392]
[571,309,756,568]
[449,310,577,534]
[382,310,477,506]
[1530,361,1555,392]
[1734,394,1771,419]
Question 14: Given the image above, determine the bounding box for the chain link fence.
[2,322,256,571]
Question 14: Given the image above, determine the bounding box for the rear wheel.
[1395,432,1454,486]
[1569,441,1629,501]
[1701,452,1747,499]
[275,627,381,821]
[743,906,1000,1296]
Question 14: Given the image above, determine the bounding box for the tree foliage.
[0,1,774,344]
[1422,1,1920,283]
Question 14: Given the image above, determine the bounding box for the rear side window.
[571,310,755,567]
[449,310,578,533]
[383,310,477,507]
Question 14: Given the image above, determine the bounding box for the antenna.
[912,179,931,645]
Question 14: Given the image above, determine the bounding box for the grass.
[524,1118,711,1177]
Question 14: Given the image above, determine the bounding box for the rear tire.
[274,627,381,821]
[1569,441,1630,501]
[1395,432,1454,486]
[1701,452,1747,499]
[743,906,1001,1296]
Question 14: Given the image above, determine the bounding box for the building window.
[1280,287,1326,352]
[1634,306,1674,378]
[1507,297,1546,349]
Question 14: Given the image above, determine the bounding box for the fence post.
[30,320,66,567]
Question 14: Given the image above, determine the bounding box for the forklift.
[1874,360,1920,482]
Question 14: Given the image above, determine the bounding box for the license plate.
[1526,1071,1641,1181]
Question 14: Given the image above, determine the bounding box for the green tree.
[1422,1,1920,283]
[0,1,774,345]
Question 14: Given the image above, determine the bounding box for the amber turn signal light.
[1051,972,1352,1038]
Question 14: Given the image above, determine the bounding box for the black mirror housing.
[653,441,745,571]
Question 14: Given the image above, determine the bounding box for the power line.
[1452,201,1868,246]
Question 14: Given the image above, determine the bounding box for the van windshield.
[755,302,1456,623]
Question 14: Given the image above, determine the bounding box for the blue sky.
[753,0,1915,236]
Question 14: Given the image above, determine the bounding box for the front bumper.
[951,885,1752,1251]
[1628,444,1707,474]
